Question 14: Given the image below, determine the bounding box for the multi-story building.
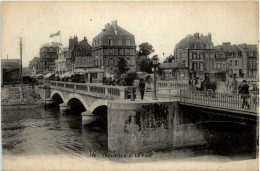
[68,36,92,71]
[55,46,70,75]
[92,20,136,77]
[215,42,243,81]
[38,42,59,74]
[238,44,258,81]
[174,32,215,79]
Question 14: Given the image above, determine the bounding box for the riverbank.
[1,85,42,107]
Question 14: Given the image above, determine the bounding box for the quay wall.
[1,85,42,106]
[108,100,206,153]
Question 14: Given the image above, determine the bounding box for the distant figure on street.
[139,78,146,100]
[231,77,238,94]
[239,80,250,109]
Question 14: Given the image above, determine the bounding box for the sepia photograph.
[1,1,259,170]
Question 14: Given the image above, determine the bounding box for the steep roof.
[175,33,214,49]
[94,22,134,39]
[1,59,20,70]
[215,43,239,52]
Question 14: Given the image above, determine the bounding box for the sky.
[1,1,259,67]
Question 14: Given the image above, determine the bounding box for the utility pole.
[20,37,23,84]
[20,37,23,100]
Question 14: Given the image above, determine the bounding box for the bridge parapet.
[180,90,259,114]
[49,81,132,100]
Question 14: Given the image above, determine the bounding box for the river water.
[1,106,257,163]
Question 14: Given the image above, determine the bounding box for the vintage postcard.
[1,1,259,171]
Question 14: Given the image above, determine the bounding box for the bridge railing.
[180,90,259,113]
[157,81,190,90]
[49,81,131,100]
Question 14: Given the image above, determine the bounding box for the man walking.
[139,78,145,100]
[239,80,250,109]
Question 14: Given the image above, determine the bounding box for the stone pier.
[107,100,206,153]
[59,103,70,114]
[81,111,97,125]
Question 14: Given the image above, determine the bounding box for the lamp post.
[152,55,159,100]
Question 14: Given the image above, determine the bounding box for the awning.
[44,73,54,79]
[73,69,85,74]
[60,72,72,78]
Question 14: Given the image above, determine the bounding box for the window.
[230,60,233,66]
[216,62,219,69]
[192,53,197,59]
[108,38,113,45]
[229,52,232,56]
[126,38,130,45]
[118,38,122,45]
[223,62,226,70]
[199,53,204,60]
[235,60,238,66]
[229,69,233,76]
[200,63,203,71]
[125,49,130,55]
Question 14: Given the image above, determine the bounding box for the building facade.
[174,33,215,79]
[92,20,136,77]
[39,42,59,74]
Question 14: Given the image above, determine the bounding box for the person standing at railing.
[239,80,250,109]
[139,78,145,100]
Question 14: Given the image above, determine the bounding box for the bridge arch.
[66,93,89,111]
[50,90,66,103]
[89,100,108,113]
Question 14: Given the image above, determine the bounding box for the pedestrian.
[139,78,145,100]
[231,77,238,95]
[239,80,250,109]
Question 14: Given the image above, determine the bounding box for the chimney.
[208,32,212,40]
[74,35,78,47]
[69,37,73,49]
[111,20,117,30]
[84,37,88,42]
[102,29,106,32]
[193,32,199,39]
[105,23,110,29]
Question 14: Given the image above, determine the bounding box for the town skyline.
[2,1,259,67]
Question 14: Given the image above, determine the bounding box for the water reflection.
[1,106,256,161]
[2,106,107,157]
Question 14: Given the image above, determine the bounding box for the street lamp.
[152,55,159,100]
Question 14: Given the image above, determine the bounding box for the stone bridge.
[38,80,132,124]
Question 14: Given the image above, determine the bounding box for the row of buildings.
[30,20,136,82]
[29,20,258,84]
[160,33,258,84]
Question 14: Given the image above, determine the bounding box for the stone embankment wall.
[1,85,42,106]
[108,101,206,153]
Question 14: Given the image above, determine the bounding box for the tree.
[163,54,174,63]
[29,57,40,70]
[137,42,154,58]
[117,57,129,75]
[139,59,153,74]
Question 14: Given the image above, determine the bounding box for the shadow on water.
[195,121,257,158]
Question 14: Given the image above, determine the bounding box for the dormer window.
[118,38,122,45]
[108,38,113,45]
[126,38,130,45]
